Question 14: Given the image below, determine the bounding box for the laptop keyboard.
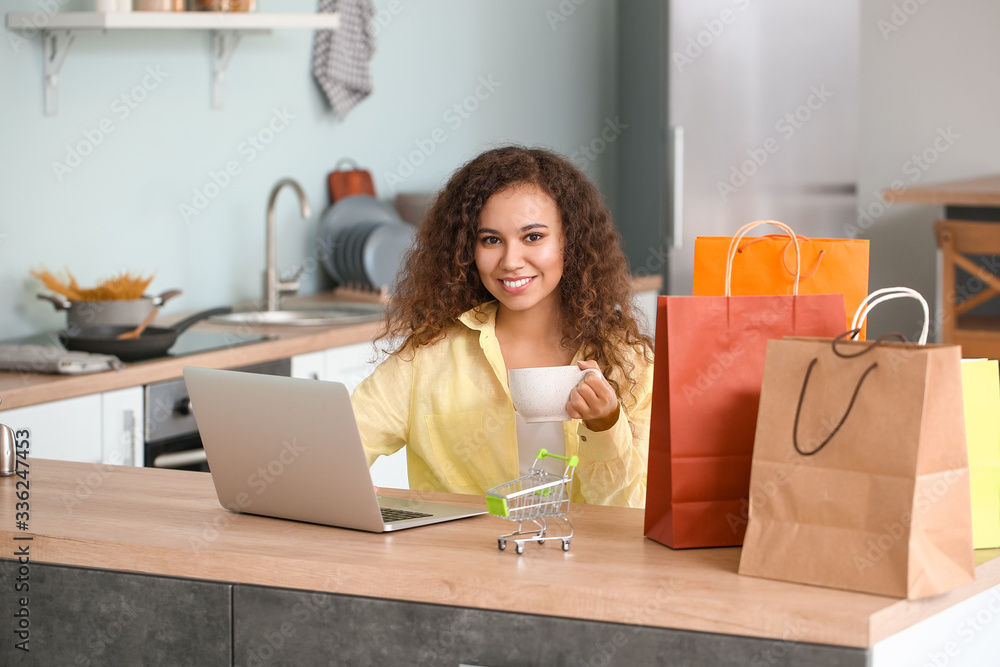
[380,507,433,523]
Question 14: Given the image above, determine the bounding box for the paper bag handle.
[849,287,929,344]
[793,332,908,456]
[738,234,826,279]
[725,220,801,296]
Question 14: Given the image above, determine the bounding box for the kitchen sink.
[209,303,385,326]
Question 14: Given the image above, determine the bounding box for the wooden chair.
[934,219,1000,359]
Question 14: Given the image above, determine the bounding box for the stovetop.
[153,330,271,357]
[3,329,271,359]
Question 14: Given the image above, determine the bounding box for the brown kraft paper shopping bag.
[644,221,846,549]
[739,290,974,598]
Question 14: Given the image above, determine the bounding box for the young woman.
[351,146,654,507]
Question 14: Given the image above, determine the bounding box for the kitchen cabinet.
[231,584,861,667]
[0,561,232,666]
[0,560,863,667]
[324,340,383,391]
[290,350,326,382]
[0,386,142,466]
[101,386,144,466]
[3,11,341,115]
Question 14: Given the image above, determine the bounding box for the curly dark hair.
[378,145,654,405]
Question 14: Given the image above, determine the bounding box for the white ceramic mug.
[508,366,601,423]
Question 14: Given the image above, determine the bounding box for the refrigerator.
[614,0,859,296]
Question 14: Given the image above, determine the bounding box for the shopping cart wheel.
[537,539,545,544]
[498,539,506,551]
[516,543,524,554]
[562,540,570,551]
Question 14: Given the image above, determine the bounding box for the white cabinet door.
[0,395,104,464]
[101,387,144,467]
[324,341,379,391]
[291,351,326,381]
[325,341,409,490]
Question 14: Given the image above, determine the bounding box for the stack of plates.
[320,195,416,290]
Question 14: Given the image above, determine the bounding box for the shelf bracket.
[43,29,75,117]
[211,29,243,110]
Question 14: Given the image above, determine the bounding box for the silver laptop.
[182,366,486,532]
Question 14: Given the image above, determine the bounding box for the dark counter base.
[0,560,231,666]
[1,561,867,667]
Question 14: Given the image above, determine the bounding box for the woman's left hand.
[566,360,620,432]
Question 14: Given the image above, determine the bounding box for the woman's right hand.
[567,360,619,431]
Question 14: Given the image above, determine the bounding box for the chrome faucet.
[265,178,311,312]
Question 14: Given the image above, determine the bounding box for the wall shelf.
[4,11,340,115]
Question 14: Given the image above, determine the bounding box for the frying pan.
[59,307,233,362]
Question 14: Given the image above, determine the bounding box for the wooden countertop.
[0,276,662,412]
[3,459,998,649]
[884,174,1000,206]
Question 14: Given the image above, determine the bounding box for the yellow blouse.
[350,301,653,507]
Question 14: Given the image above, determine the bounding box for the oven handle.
[152,448,208,469]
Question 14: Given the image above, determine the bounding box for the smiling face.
[474,183,565,317]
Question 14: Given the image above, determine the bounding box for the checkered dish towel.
[312,0,375,119]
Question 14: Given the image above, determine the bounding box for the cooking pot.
[38,289,182,328]
[58,306,232,362]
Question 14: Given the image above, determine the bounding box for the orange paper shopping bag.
[693,228,868,336]
[739,289,975,598]
[644,221,846,549]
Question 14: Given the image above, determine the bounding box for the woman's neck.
[493,300,574,369]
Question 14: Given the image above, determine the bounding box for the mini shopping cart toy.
[486,449,578,554]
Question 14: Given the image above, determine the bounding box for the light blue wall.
[0,0,618,338]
